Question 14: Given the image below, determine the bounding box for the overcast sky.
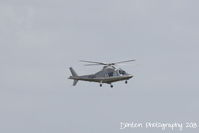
[0,0,199,133]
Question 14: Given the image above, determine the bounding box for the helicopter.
[68,60,135,87]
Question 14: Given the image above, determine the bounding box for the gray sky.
[0,0,199,133]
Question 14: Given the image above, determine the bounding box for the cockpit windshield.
[119,69,126,75]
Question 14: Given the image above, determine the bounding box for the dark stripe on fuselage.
[70,75,133,84]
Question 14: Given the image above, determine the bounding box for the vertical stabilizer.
[69,67,78,86]
[69,67,78,77]
[73,80,78,86]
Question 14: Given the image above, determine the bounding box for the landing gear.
[110,84,113,88]
[100,81,102,87]
[125,80,128,84]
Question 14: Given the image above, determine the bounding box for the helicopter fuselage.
[69,74,133,84]
[68,66,133,87]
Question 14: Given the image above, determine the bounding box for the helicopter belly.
[101,76,132,84]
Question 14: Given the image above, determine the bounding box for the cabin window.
[108,72,113,77]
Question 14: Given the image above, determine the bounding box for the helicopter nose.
[128,74,133,78]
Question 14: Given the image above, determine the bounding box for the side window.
[119,70,122,74]
[108,72,113,77]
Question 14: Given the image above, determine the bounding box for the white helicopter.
[68,60,135,87]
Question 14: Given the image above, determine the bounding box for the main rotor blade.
[84,64,104,66]
[113,59,136,64]
[80,60,107,65]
